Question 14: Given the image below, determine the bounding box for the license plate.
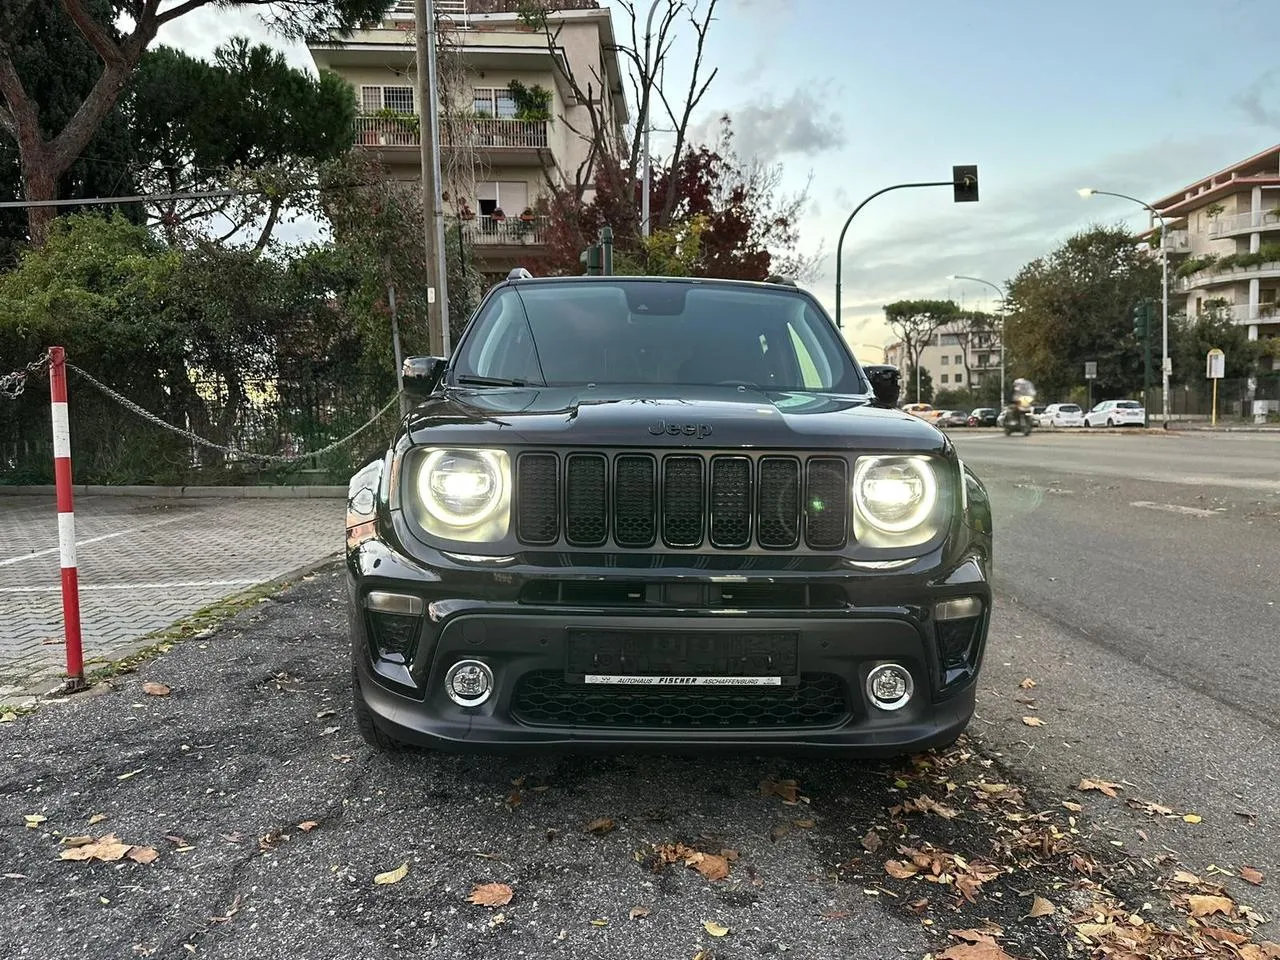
[566,629,799,683]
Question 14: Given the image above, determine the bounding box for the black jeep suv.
[345,274,993,756]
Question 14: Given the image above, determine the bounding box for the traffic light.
[580,244,602,276]
[952,164,979,203]
[1133,299,1153,338]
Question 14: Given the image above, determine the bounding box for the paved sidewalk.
[0,494,341,697]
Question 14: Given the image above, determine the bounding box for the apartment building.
[308,0,627,280]
[883,319,1002,396]
[1143,144,1280,350]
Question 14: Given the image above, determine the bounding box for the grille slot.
[512,671,850,729]
[804,457,849,549]
[515,453,559,544]
[709,456,752,548]
[614,455,657,547]
[565,454,608,546]
[662,456,705,547]
[757,457,801,549]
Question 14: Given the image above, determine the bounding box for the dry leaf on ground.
[862,830,882,853]
[686,852,730,881]
[23,814,46,828]
[88,814,107,825]
[1241,866,1264,886]
[127,847,159,865]
[759,778,800,803]
[373,863,409,886]
[585,817,616,834]
[1021,716,1045,727]
[1062,801,1083,812]
[1028,895,1055,917]
[938,942,1016,960]
[142,682,170,697]
[58,834,132,862]
[885,859,919,879]
[1183,813,1203,823]
[468,882,513,907]
[1078,778,1122,798]
[703,921,729,937]
[297,821,319,833]
[628,906,650,920]
[0,712,17,723]
[1186,894,1234,917]
[60,835,93,848]
[1018,678,1037,689]
[1172,870,1202,885]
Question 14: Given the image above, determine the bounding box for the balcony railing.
[1224,303,1280,323]
[1162,230,1191,253]
[460,214,550,246]
[1177,259,1280,291]
[390,0,599,20]
[354,115,549,150]
[1208,210,1280,238]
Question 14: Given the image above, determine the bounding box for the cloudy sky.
[155,0,1280,358]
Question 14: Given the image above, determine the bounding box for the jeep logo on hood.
[648,420,714,439]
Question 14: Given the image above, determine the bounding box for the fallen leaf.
[468,882,513,907]
[1028,895,1055,918]
[0,712,16,723]
[885,859,919,879]
[589,919,607,927]
[57,834,132,862]
[686,852,730,881]
[117,768,143,781]
[1202,927,1250,946]
[1128,799,1175,817]
[142,682,170,697]
[320,726,339,736]
[938,943,1016,960]
[628,906,650,920]
[88,814,107,825]
[315,709,336,719]
[1078,778,1121,798]
[720,848,740,862]
[60,835,93,847]
[1172,870,1202,885]
[1021,716,1045,727]
[1187,894,1234,917]
[861,829,882,853]
[793,818,816,829]
[127,847,159,865]
[297,821,319,833]
[949,928,1002,944]
[1241,866,1264,886]
[585,817,616,835]
[1183,813,1202,824]
[769,823,790,842]
[976,783,1009,794]
[1019,678,1037,689]
[703,920,729,937]
[1061,801,1083,812]
[908,897,930,913]
[23,814,47,828]
[821,910,851,920]
[373,863,409,885]
[759,778,800,803]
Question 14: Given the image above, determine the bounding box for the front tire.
[1106,418,1115,428]
[352,668,412,752]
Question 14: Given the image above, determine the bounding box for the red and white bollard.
[48,346,86,690]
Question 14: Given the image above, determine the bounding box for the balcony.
[1162,230,1191,254]
[354,115,550,165]
[1176,258,1280,292]
[1224,303,1280,324]
[1207,209,1280,239]
[389,0,599,20]
[460,214,550,247]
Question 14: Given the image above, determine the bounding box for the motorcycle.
[1004,378,1036,436]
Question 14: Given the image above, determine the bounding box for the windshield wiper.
[454,375,529,387]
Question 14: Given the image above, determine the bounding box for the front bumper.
[348,535,991,758]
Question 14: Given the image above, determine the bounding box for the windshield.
[450,281,864,392]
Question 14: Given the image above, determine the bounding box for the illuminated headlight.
[853,456,938,534]
[419,449,505,527]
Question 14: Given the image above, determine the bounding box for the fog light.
[445,659,494,707]
[865,663,913,711]
[935,596,983,621]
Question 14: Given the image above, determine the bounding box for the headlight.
[853,456,938,534]
[419,449,505,527]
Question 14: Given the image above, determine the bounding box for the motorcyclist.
[1005,377,1037,434]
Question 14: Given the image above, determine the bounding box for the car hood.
[403,384,948,453]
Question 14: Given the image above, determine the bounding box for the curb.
[1163,425,1280,434]
[0,484,347,499]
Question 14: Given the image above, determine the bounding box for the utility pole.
[415,0,450,356]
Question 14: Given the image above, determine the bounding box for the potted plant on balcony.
[491,207,506,223]
[458,203,476,221]
[519,207,536,223]
[509,80,552,122]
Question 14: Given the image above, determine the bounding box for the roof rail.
[507,267,533,280]
[763,274,797,286]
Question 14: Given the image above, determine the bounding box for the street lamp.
[1079,187,1170,423]
[639,0,662,238]
[948,274,1006,403]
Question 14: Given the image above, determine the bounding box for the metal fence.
[1143,375,1280,420]
[1,362,400,486]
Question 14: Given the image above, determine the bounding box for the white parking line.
[1130,501,1221,518]
[0,578,264,594]
[0,514,192,567]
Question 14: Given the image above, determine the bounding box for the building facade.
[883,319,1002,400]
[308,0,626,281]
[1144,144,1280,353]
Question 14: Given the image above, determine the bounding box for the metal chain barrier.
[63,360,402,464]
[1,350,52,399]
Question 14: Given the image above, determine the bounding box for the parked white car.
[1042,402,1084,427]
[1083,399,1145,427]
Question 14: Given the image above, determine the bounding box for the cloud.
[153,7,315,71]
[1233,69,1280,128]
[691,89,846,161]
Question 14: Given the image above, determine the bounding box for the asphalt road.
[954,428,1280,916]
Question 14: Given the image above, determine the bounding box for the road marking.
[1130,501,1220,517]
[0,514,191,567]
[0,578,264,594]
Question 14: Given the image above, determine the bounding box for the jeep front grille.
[514,452,850,551]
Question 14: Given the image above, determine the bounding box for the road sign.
[1206,348,1225,380]
[1084,362,1097,380]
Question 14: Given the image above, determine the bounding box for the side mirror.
[402,356,447,400]
[863,364,901,409]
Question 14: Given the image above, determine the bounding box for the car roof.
[492,274,805,294]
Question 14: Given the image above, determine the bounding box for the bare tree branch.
[656,0,717,225]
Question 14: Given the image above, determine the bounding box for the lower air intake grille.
[511,672,850,729]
